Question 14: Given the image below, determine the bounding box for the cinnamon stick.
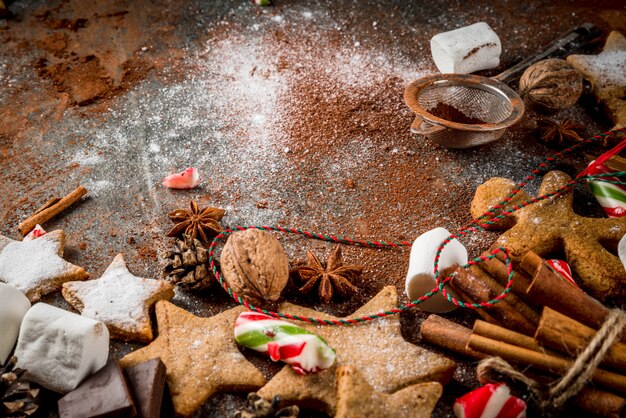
[450,265,538,335]
[480,251,534,299]
[473,320,558,356]
[536,307,626,373]
[575,387,626,418]
[419,315,486,360]
[18,186,88,236]
[520,251,623,342]
[471,321,626,417]
[468,334,626,395]
[449,284,500,325]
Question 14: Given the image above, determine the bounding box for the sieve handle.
[411,116,446,135]
[493,23,601,84]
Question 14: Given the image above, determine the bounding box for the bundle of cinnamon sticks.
[420,251,626,417]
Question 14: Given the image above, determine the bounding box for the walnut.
[519,59,582,111]
[220,229,289,306]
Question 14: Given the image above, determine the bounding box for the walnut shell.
[519,59,582,111]
[220,229,289,306]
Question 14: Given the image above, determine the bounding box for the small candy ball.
[519,58,583,111]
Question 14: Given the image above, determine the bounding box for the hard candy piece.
[234,311,336,375]
[405,227,466,313]
[58,360,136,418]
[14,303,109,393]
[24,224,47,241]
[453,383,526,418]
[124,358,167,418]
[546,259,579,288]
[586,159,626,218]
[162,167,199,189]
[0,283,31,365]
[430,22,502,74]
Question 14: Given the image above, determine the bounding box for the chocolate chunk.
[58,359,137,418]
[124,358,166,418]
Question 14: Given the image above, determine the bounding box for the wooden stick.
[536,307,626,374]
[450,265,538,335]
[18,186,88,236]
[419,315,486,360]
[468,334,626,395]
[520,251,624,342]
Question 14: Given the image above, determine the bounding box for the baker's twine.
[477,309,626,415]
[206,127,626,325]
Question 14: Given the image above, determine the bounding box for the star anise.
[537,118,585,147]
[290,245,363,303]
[166,200,225,244]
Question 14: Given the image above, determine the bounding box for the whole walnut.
[220,229,289,306]
[519,59,582,111]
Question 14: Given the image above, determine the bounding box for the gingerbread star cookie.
[256,286,455,415]
[0,230,89,302]
[605,97,626,129]
[335,365,442,418]
[119,301,266,417]
[471,170,626,302]
[62,253,174,343]
[568,31,626,129]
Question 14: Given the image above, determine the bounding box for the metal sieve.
[403,23,600,149]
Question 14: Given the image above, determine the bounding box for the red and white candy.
[24,224,47,241]
[162,167,199,189]
[234,311,336,375]
[585,160,626,218]
[545,259,579,288]
[454,383,526,418]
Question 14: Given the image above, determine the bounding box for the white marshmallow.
[619,234,626,271]
[405,227,467,313]
[430,22,502,74]
[14,303,109,393]
[0,283,31,365]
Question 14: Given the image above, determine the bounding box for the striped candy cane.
[234,311,336,375]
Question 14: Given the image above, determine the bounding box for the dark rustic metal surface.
[1,0,624,416]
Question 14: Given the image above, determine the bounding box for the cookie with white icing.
[62,253,174,343]
[0,230,89,302]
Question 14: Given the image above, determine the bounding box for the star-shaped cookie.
[470,170,626,302]
[335,365,442,418]
[568,31,626,129]
[605,98,626,129]
[119,301,266,418]
[257,286,455,414]
[62,253,175,343]
[0,230,89,302]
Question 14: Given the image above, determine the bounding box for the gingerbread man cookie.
[471,170,626,302]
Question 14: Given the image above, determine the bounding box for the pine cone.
[1,357,40,417]
[234,393,299,418]
[163,235,215,290]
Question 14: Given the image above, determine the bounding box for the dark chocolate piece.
[124,358,166,418]
[58,359,137,418]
